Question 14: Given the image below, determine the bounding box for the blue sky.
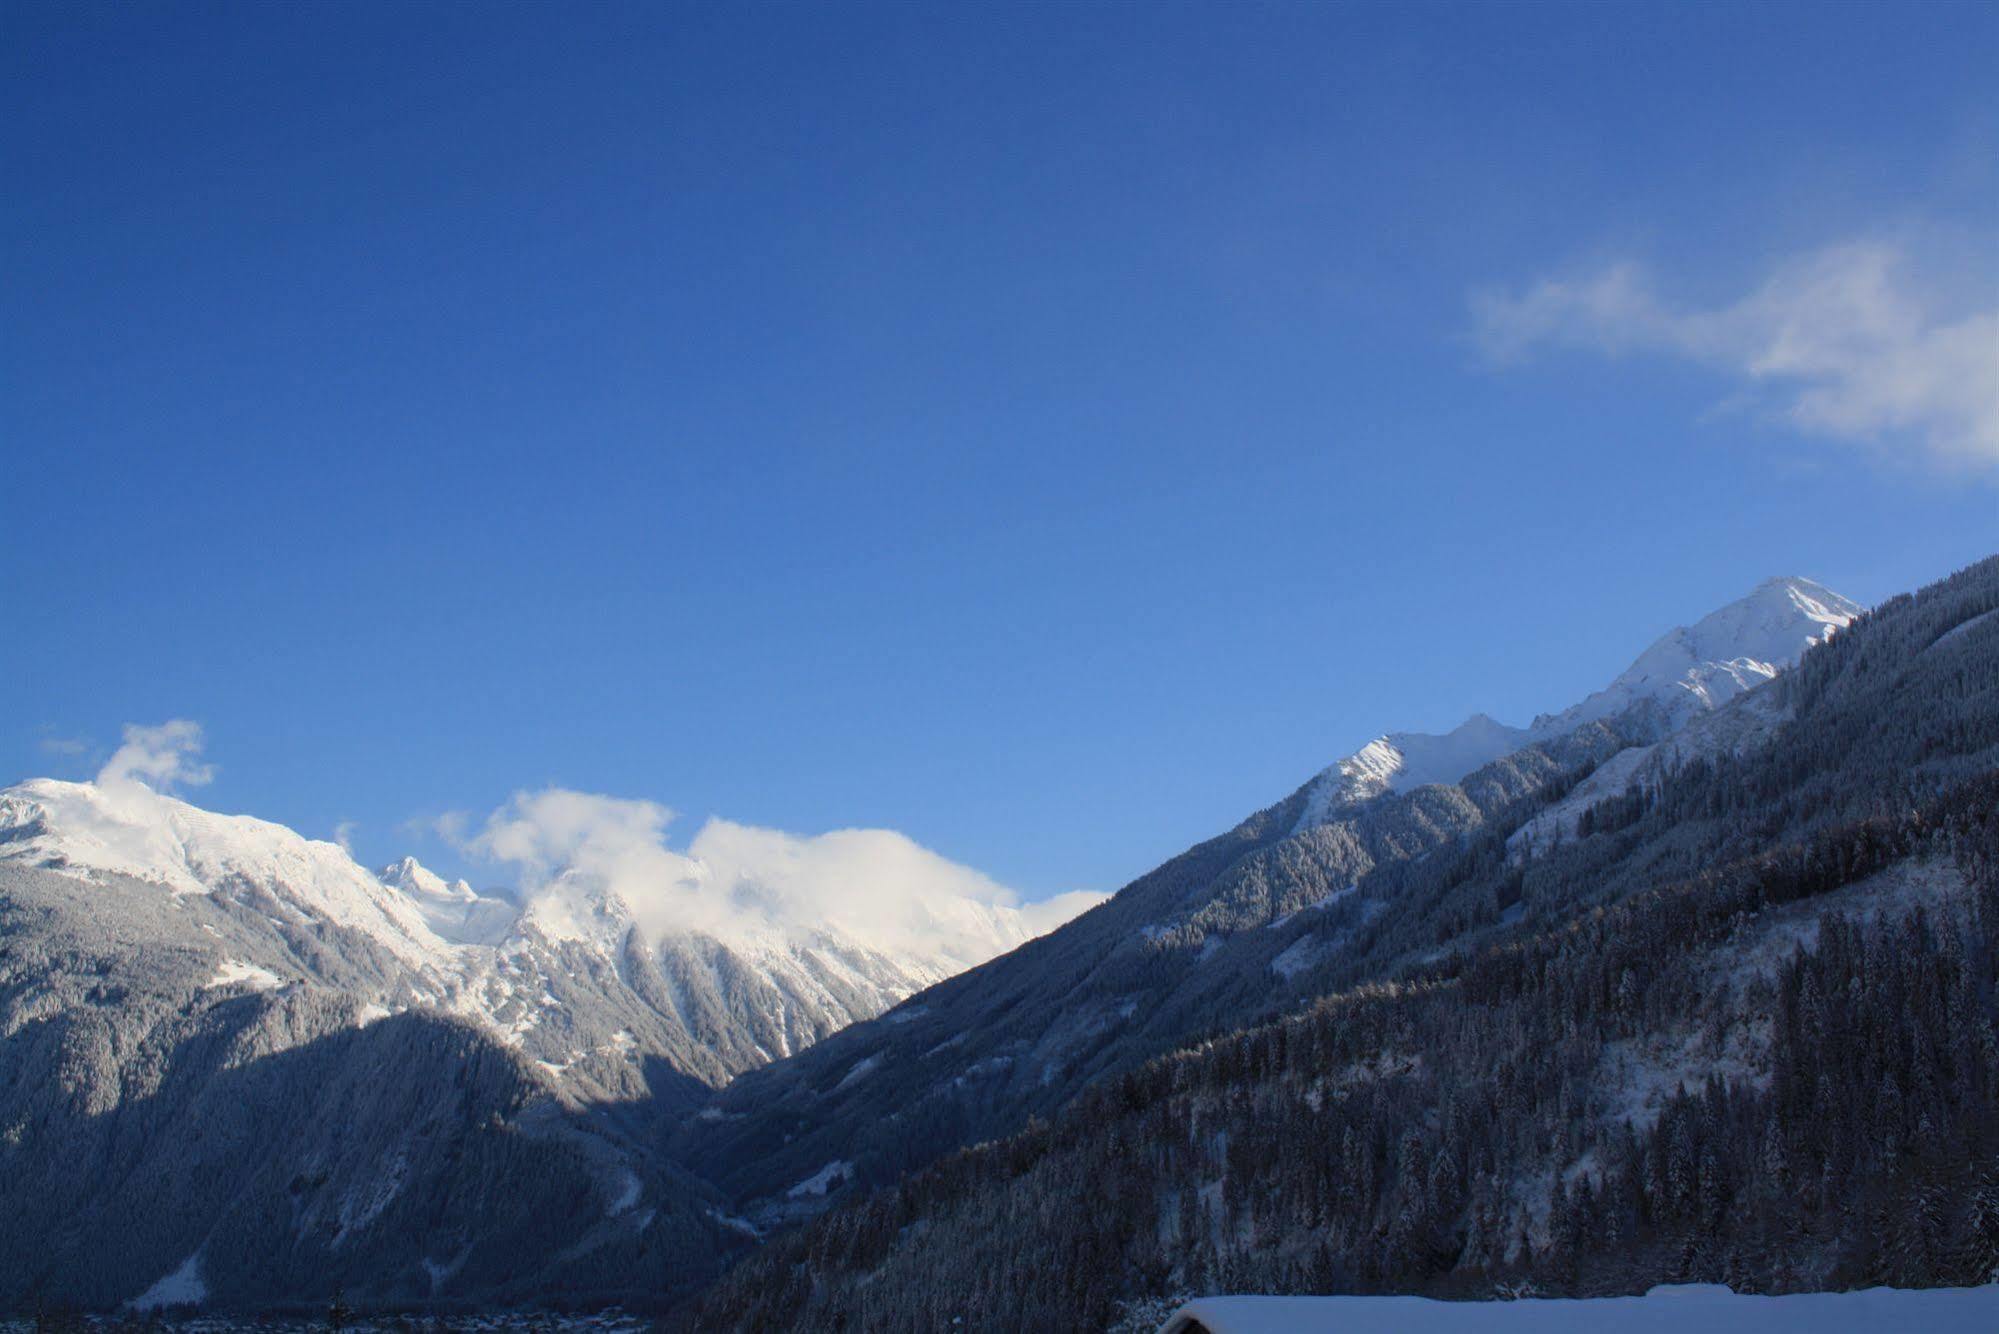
[5,0,1996,899]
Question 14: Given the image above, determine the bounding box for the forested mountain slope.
[671,577,1867,1220]
[676,556,1999,1329]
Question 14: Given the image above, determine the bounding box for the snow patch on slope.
[787,1160,852,1198]
[833,1054,880,1091]
[206,959,283,992]
[708,1207,762,1238]
[605,1168,642,1216]
[1268,883,1357,930]
[1270,936,1324,980]
[1929,605,1999,653]
[131,1252,206,1310]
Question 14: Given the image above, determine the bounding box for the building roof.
[1159,1285,1999,1334]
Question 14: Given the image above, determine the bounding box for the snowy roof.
[1158,1285,1999,1334]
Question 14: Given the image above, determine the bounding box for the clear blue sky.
[5,1,1996,897]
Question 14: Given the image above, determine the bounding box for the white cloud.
[466,786,1104,967]
[685,817,1069,965]
[403,809,474,847]
[96,720,214,793]
[1017,888,1111,936]
[37,733,89,758]
[333,821,358,856]
[1471,239,1999,469]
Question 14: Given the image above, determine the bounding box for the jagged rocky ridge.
[675,557,1999,1329]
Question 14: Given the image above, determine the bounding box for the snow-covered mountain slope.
[0,859,745,1312]
[1294,713,1532,829]
[1294,576,1861,830]
[1507,679,1793,857]
[1531,576,1862,734]
[378,855,517,945]
[0,779,1083,1098]
[0,778,453,969]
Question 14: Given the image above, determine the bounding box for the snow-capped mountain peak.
[0,778,452,968]
[380,855,476,904]
[379,855,518,945]
[1535,575,1862,735]
[1296,576,1863,830]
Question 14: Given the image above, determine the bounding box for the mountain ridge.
[1294,576,1861,830]
[671,574,1873,1222]
[0,775,1096,1109]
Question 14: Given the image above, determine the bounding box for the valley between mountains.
[3,561,1994,1326]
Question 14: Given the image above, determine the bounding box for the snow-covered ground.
[786,1159,853,1198]
[205,959,283,992]
[131,1253,206,1311]
[1269,936,1323,980]
[833,1053,880,1091]
[1927,604,1998,652]
[1159,1283,1998,1333]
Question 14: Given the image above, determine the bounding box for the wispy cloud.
[96,720,214,793]
[1018,888,1111,936]
[333,820,358,856]
[37,733,89,758]
[1471,239,1999,470]
[465,786,1103,966]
